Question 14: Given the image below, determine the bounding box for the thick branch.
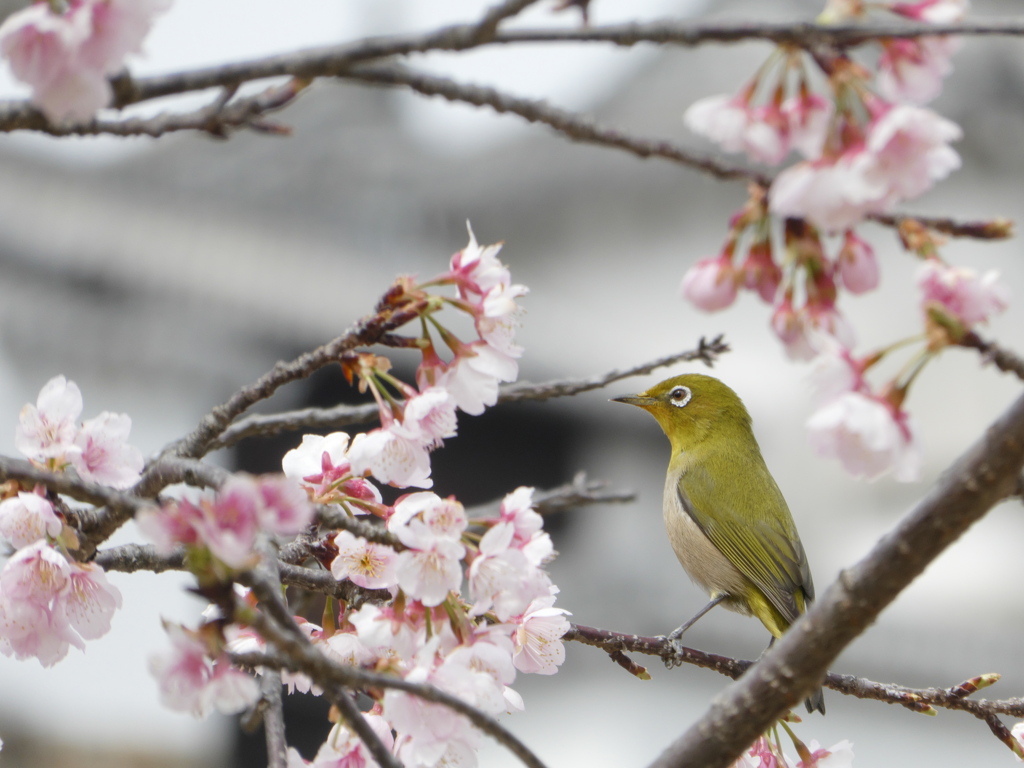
[647,387,1024,768]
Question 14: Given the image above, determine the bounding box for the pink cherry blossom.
[394,537,465,607]
[72,411,144,488]
[348,603,424,662]
[889,0,967,23]
[877,37,959,105]
[448,224,510,299]
[684,94,750,153]
[836,231,879,294]
[57,560,122,641]
[389,491,467,543]
[512,594,571,675]
[15,375,83,465]
[769,157,876,233]
[782,91,833,159]
[685,93,792,165]
[808,343,867,406]
[917,260,1010,329]
[348,426,433,489]
[854,104,962,209]
[806,391,921,481]
[797,739,855,768]
[680,253,739,311]
[433,638,517,716]
[191,478,262,569]
[0,492,62,548]
[149,622,260,717]
[440,342,517,416]
[739,241,782,303]
[331,530,399,590]
[310,716,395,768]
[771,105,961,232]
[394,387,458,449]
[254,475,315,535]
[468,521,552,621]
[0,0,170,123]
[282,432,353,483]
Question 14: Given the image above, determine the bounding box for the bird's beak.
[611,393,658,408]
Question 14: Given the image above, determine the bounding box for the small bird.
[613,373,825,714]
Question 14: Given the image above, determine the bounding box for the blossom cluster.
[735,735,854,768]
[0,0,171,123]
[141,233,568,766]
[0,376,138,665]
[680,0,1012,482]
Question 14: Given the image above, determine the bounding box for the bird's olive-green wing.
[676,453,813,624]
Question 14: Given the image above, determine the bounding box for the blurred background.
[0,0,1023,765]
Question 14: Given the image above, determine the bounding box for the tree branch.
[208,338,730,450]
[566,624,1024,718]
[958,331,1024,382]
[646,386,1024,768]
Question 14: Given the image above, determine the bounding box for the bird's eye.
[668,385,692,408]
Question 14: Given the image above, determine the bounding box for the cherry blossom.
[440,341,518,416]
[0,0,170,123]
[835,231,879,294]
[740,241,782,304]
[770,105,962,232]
[283,432,382,506]
[389,491,467,543]
[309,716,395,768]
[393,386,458,449]
[917,260,1010,331]
[15,375,83,465]
[512,594,571,675]
[348,426,433,489]
[877,37,959,105]
[0,492,62,548]
[684,93,792,165]
[58,560,122,641]
[394,535,465,607]
[149,622,259,717]
[72,411,144,488]
[138,475,313,569]
[680,253,739,311]
[331,530,399,590]
[806,390,921,481]
[889,0,968,23]
[782,91,833,159]
[797,739,856,768]
[468,521,552,621]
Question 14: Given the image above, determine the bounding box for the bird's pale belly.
[662,473,752,614]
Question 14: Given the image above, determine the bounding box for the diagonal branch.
[646,386,1024,768]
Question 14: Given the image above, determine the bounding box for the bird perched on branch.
[613,373,825,714]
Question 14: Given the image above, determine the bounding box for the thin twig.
[347,63,762,183]
[958,331,1024,381]
[211,338,730,450]
[566,624,1024,717]
[147,288,428,472]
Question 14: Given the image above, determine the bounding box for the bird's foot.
[662,630,688,669]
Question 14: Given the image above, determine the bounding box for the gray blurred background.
[0,0,1023,766]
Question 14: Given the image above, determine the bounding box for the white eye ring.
[669,385,692,408]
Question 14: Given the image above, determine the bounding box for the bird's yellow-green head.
[612,373,754,454]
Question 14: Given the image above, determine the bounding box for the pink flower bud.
[836,230,880,294]
[680,254,738,312]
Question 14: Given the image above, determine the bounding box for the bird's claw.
[662,634,687,669]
